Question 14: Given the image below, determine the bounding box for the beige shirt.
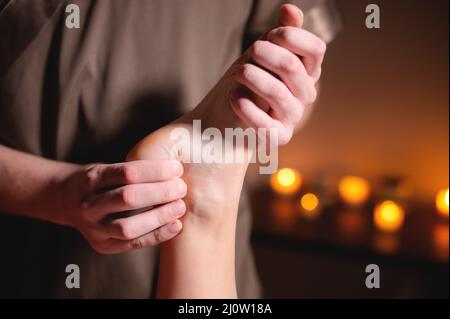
[0,0,340,298]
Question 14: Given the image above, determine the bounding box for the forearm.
[0,145,78,222]
[157,210,238,298]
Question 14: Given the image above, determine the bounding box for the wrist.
[46,162,81,225]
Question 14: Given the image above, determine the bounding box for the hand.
[56,160,187,254]
[230,4,326,144]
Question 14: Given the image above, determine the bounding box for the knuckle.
[314,39,327,56]
[261,116,274,130]
[162,181,177,200]
[120,164,138,184]
[279,128,293,145]
[269,85,288,103]
[80,203,96,222]
[157,205,172,225]
[238,63,254,82]
[153,229,164,244]
[267,28,278,41]
[290,104,304,122]
[89,239,108,254]
[85,166,99,187]
[313,67,322,81]
[280,55,300,75]
[249,40,265,60]
[120,187,136,207]
[304,86,317,105]
[115,220,135,240]
[278,27,291,42]
[158,160,173,179]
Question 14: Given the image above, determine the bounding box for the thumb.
[278,4,303,28]
[259,4,303,41]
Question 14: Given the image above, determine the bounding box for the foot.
[127,3,325,226]
[127,68,250,225]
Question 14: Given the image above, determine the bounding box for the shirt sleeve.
[243,0,342,50]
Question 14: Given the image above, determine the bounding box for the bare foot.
[127,4,321,224]
[127,66,251,224]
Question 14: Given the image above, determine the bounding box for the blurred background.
[247,0,449,298]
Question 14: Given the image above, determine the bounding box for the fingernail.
[172,160,183,177]
[177,180,187,196]
[170,200,186,217]
[169,221,182,233]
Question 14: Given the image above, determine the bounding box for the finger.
[86,159,184,191]
[248,40,316,102]
[105,199,186,240]
[267,26,326,81]
[82,178,187,221]
[234,63,298,123]
[98,220,183,254]
[259,4,303,41]
[278,4,303,28]
[229,89,293,145]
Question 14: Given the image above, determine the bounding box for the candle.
[300,193,320,218]
[338,176,370,206]
[270,168,302,195]
[374,200,405,232]
[435,188,449,218]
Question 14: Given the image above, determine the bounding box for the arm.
[0,144,188,254]
[0,144,77,222]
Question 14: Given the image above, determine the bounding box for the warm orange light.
[433,224,449,261]
[374,200,405,232]
[270,168,302,195]
[435,188,449,217]
[271,198,297,228]
[338,210,367,240]
[338,176,370,205]
[373,233,400,255]
[300,193,319,212]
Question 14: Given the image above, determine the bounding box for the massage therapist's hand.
[58,160,187,254]
[0,146,187,254]
[230,4,326,143]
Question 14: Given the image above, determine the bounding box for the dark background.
[248,0,449,298]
